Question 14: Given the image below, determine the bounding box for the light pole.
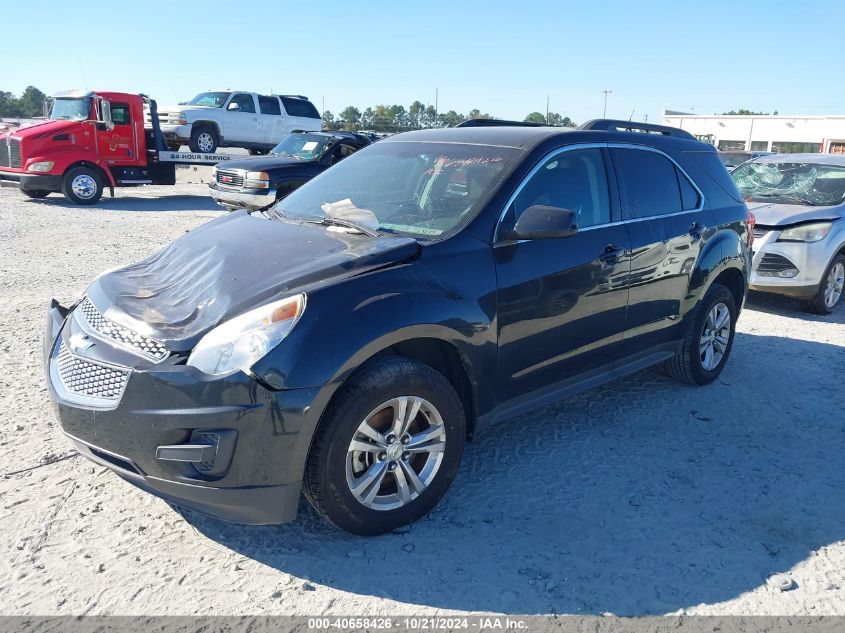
[602,90,612,117]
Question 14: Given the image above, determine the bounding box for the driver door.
[494,146,631,404]
[97,101,137,165]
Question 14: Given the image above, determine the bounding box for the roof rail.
[578,119,695,140]
[281,94,309,100]
[455,118,543,128]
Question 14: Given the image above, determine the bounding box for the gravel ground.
[0,183,843,616]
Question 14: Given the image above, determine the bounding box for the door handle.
[599,244,624,265]
[689,222,706,240]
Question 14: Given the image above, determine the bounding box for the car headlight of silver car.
[777,222,832,243]
[187,294,306,376]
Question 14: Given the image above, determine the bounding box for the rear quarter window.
[684,150,744,202]
[281,97,321,119]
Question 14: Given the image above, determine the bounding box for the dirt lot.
[0,182,843,616]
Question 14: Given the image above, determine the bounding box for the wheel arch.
[64,160,116,193]
[192,120,221,139]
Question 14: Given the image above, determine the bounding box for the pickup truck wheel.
[665,283,736,385]
[61,167,103,205]
[22,190,50,199]
[189,126,218,153]
[304,357,466,535]
[806,255,845,315]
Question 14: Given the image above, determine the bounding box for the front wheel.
[666,283,737,385]
[806,254,844,315]
[304,357,466,535]
[189,126,218,153]
[61,166,103,205]
[22,190,50,199]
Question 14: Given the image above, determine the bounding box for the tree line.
[0,86,47,118]
[323,101,576,132]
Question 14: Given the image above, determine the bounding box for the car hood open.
[746,201,844,227]
[88,211,419,348]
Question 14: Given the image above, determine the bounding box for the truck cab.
[0,91,175,204]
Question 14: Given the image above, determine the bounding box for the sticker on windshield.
[302,141,319,151]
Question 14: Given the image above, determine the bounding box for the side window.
[110,103,131,125]
[330,143,358,165]
[612,148,686,218]
[229,93,256,113]
[511,148,611,228]
[258,95,281,116]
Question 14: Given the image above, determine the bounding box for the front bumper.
[749,228,837,298]
[43,299,320,525]
[0,169,62,192]
[159,123,193,142]
[208,181,277,210]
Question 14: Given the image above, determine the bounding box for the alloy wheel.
[345,396,446,511]
[824,262,844,308]
[197,133,214,152]
[699,301,731,371]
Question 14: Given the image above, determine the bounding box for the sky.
[3,0,844,124]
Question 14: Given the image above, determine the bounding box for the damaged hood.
[746,201,844,227]
[88,211,419,347]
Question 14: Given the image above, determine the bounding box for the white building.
[661,111,845,155]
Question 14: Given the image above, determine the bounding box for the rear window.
[258,95,281,116]
[281,97,321,119]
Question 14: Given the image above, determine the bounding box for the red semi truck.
[0,90,234,205]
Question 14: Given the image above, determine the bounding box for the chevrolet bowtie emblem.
[68,332,94,354]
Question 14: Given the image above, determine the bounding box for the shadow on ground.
[746,290,845,325]
[180,329,845,614]
[25,193,220,213]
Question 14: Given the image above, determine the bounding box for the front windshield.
[273,141,520,238]
[272,134,332,160]
[49,98,91,121]
[732,161,845,206]
[186,92,230,107]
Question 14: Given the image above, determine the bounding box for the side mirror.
[99,100,114,130]
[227,102,240,111]
[505,205,578,240]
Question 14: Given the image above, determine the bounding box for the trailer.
[0,91,247,205]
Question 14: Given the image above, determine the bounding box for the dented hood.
[89,211,419,346]
[746,201,844,227]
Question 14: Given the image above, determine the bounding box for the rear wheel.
[304,357,465,535]
[807,254,845,315]
[22,190,50,199]
[61,167,103,205]
[666,283,737,385]
[189,126,218,153]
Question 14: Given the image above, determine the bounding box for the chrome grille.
[77,297,168,361]
[9,139,21,168]
[56,344,130,402]
[216,169,244,188]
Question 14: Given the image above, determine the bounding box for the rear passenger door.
[610,146,713,354]
[258,95,287,146]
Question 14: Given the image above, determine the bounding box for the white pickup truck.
[151,91,323,154]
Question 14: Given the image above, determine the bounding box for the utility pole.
[602,90,612,117]
[435,87,438,118]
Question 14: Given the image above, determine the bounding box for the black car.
[45,120,751,535]
[209,131,371,210]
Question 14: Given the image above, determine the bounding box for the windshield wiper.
[751,193,817,206]
[308,216,380,237]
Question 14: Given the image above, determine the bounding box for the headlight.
[174,112,188,125]
[245,171,270,189]
[187,294,306,376]
[28,161,55,173]
[777,222,832,243]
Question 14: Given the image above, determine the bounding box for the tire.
[666,283,737,385]
[304,357,466,535]
[22,190,50,199]
[61,166,103,205]
[806,254,845,315]
[189,126,218,153]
